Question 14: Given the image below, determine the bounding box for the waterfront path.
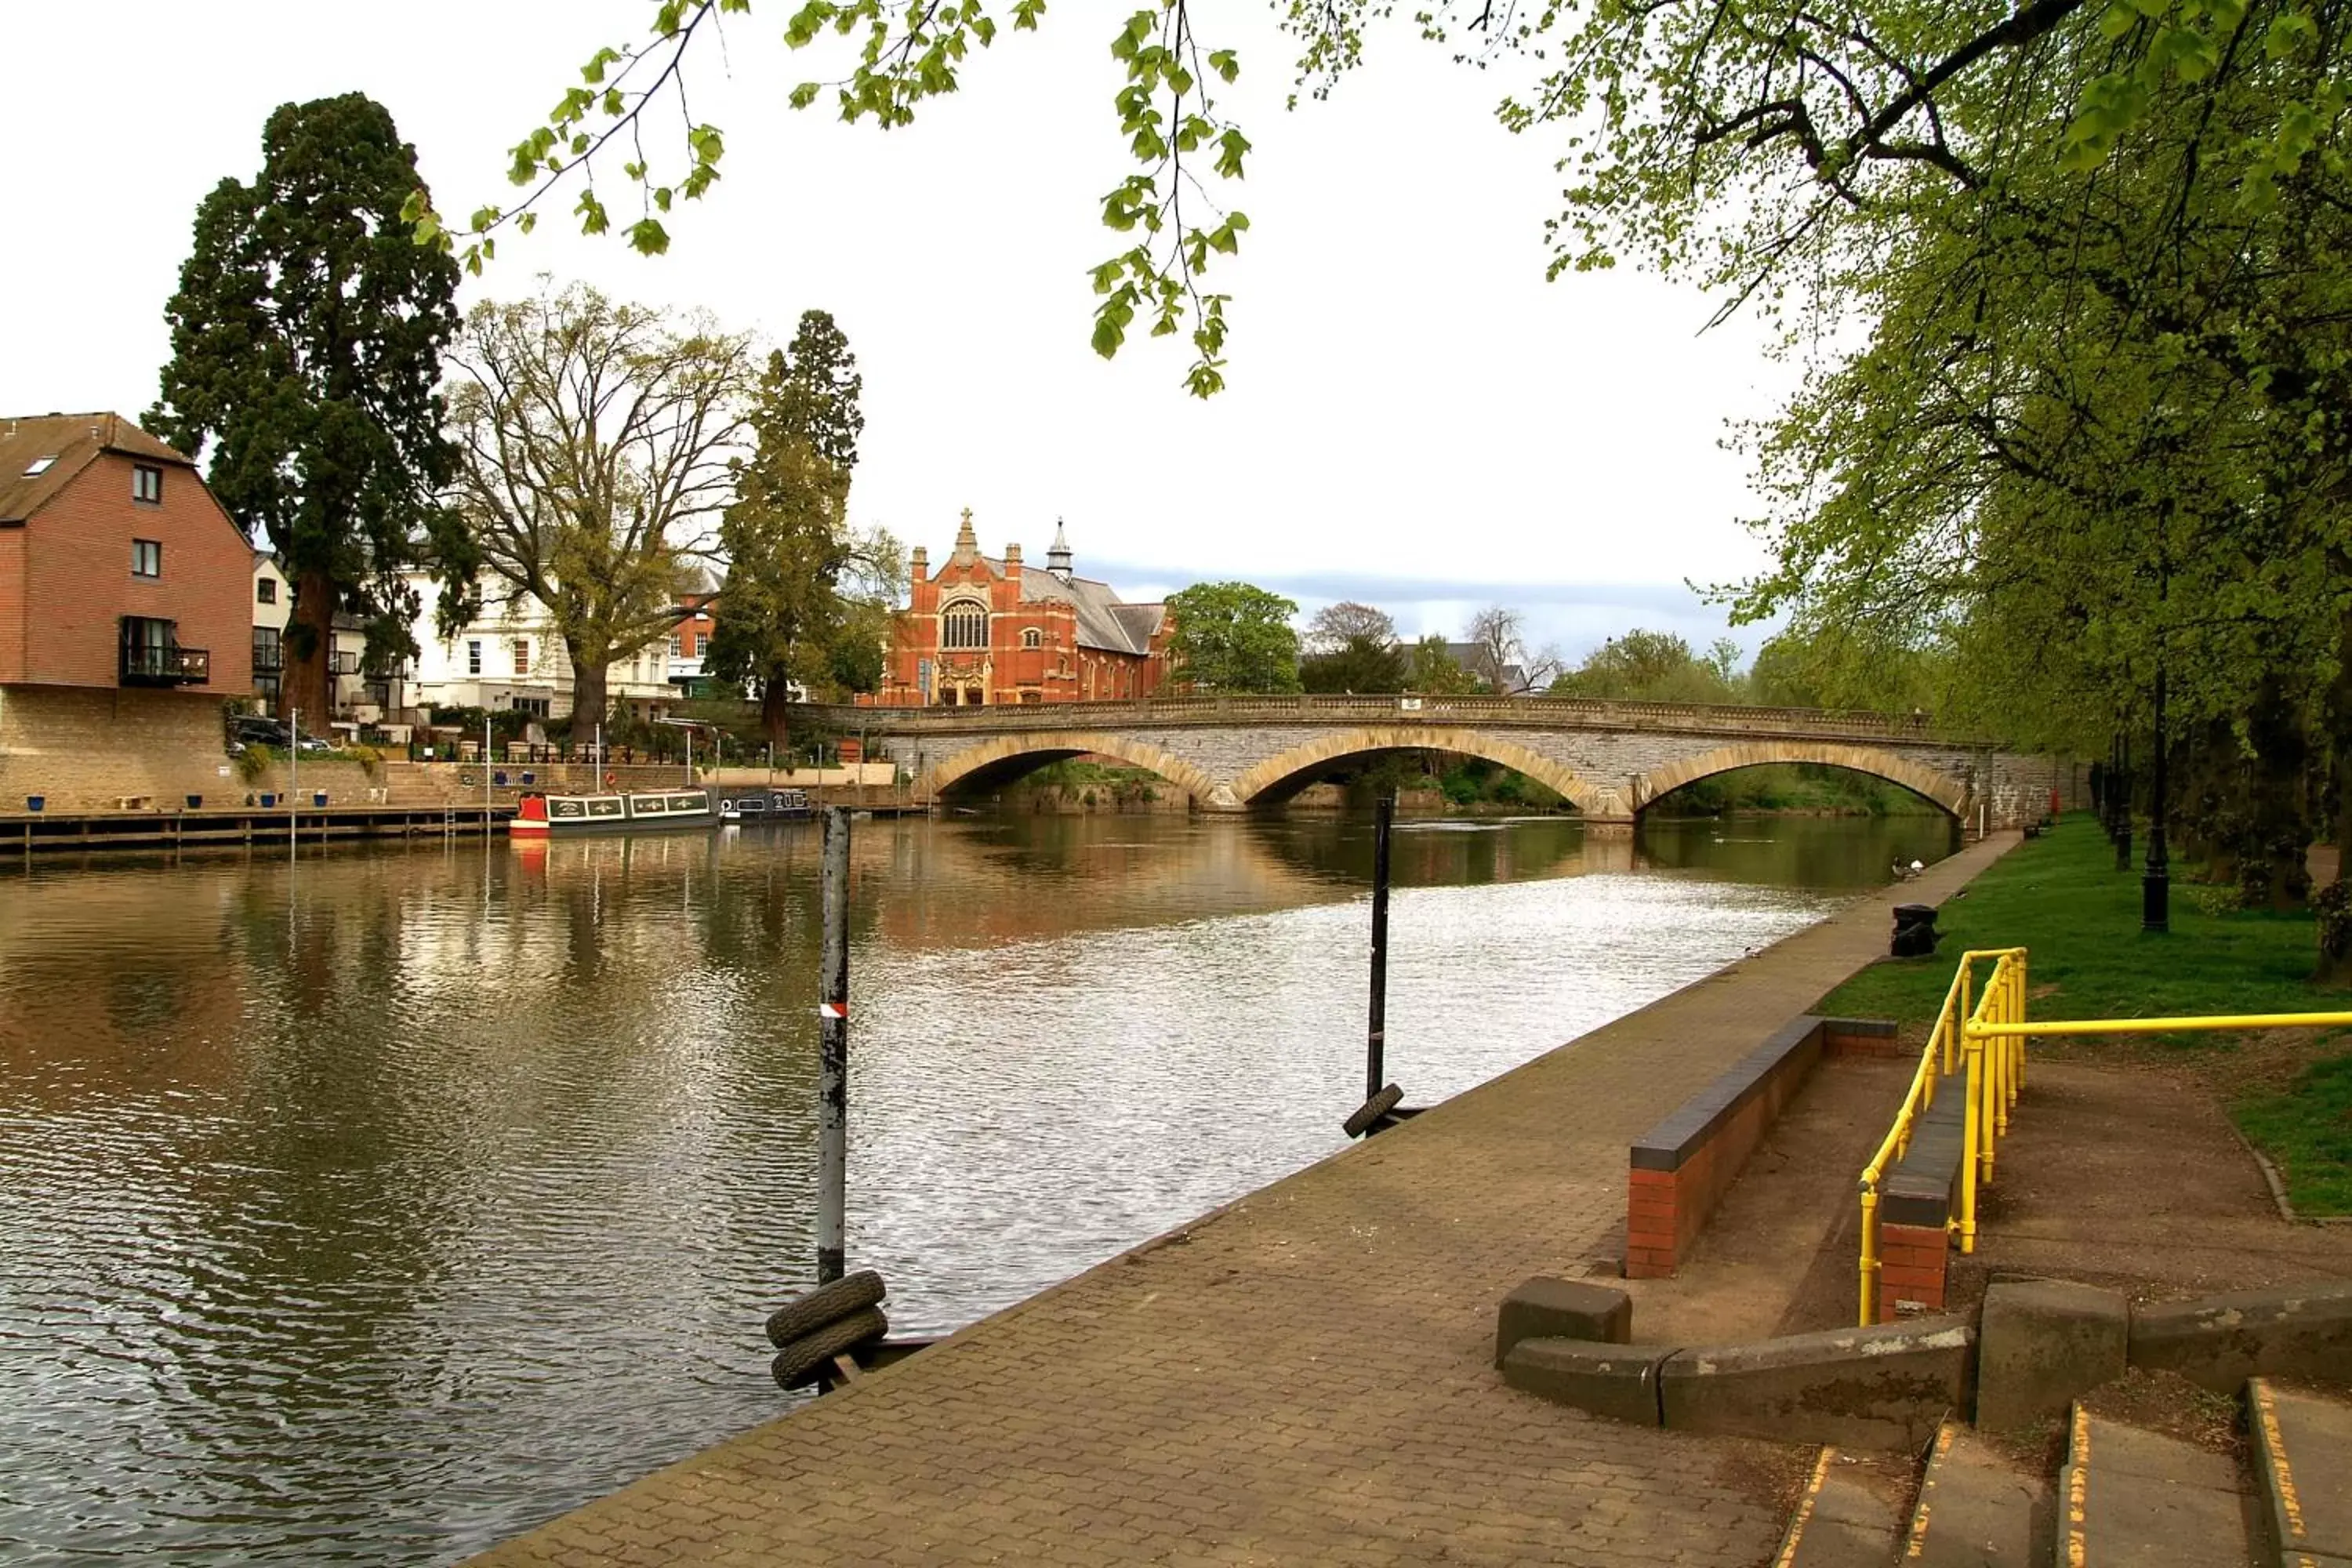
[470,833,2017,1567]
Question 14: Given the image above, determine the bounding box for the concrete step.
[1900,1421,2052,1566]
[2061,1406,2255,1567]
[1772,1446,1906,1567]
[2248,1377,2352,1567]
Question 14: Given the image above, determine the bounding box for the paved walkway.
[470,834,2019,1567]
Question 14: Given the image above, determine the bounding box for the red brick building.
[873,514,1172,706]
[0,413,256,807]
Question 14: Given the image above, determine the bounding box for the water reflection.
[0,812,1946,1565]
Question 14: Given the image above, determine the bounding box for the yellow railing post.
[1858,1185,1880,1324]
[1957,1032,1983,1253]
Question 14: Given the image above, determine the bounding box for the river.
[0,810,1952,1565]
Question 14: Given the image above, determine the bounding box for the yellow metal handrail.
[1858,947,2028,1325]
[1861,955,2352,1323]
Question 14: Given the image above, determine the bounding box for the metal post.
[1367,788,1394,1103]
[2143,662,2170,932]
[484,712,493,831]
[289,706,299,851]
[816,805,852,1284]
[2114,730,2132,873]
[685,725,693,787]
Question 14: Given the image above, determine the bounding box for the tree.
[1406,633,1479,695]
[445,284,755,725]
[1164,582,1301,693]
[1552,630,1739,704]
[1459,606,1562,695]
[1300,601,1405,692]
[703,310,898,739]
[152,93,463,724]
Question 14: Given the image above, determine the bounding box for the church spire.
[1047,517,1073,581]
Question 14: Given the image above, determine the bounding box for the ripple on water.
[0,813,1945,1563]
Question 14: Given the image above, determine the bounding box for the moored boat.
[510,789,717,837]
[719,789,814,822]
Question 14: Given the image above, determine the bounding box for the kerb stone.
[1658,1316,1976,1450]
[1501,1338,1666,1426]
[1494,1276,1632,1368]
[1975,1279,2128,1433]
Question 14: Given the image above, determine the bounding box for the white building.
[401,574,680,723]
[251,554,290,706]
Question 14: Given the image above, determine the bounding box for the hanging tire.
[764,1269,887,1348]
[1343,1083,1405,1138]
[771,1306,889,1390]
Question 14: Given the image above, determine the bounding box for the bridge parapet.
[811,694,1976,745]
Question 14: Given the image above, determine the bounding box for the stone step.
[2248,1377,2352,1567]
[2060,1406,2255,1567]
[1771,1446,1905,1568]
[1900,1421,2052,1566]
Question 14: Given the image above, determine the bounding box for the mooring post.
[816,805,852,1285]
[1367,788,1394,1104]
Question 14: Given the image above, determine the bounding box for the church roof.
[989,560,1164,655]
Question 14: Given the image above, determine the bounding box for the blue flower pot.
[185,794,202,810]
[259,793,278,808]
[25,795,43,812]
[312,791,328,808]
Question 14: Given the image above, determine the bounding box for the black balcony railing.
[122,642,210,686]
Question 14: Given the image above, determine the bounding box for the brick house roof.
[0,413,194,525]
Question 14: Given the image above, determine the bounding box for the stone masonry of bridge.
[825,695,2068,826]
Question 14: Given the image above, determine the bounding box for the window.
[132,464,162,504]
[252,626,282,674]
[466,640,483,676]
[256,576,277,605]
[941,600,988,649]
[23,455,55,477]
[512,638,531,677]
[939,687,959,706]
[131,539,162,579]
[1022,627,1042,649]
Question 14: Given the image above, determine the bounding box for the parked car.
[228,716,332,755]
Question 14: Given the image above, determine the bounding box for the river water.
[0,811,1951,1565]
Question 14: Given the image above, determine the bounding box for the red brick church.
[871,513,1173,706]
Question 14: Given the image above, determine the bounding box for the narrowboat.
[510,789,717,837]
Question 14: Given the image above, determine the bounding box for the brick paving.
[468,833,2018,1568]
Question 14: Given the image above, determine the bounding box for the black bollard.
[1367,789,1393,1105]
[816,806,851,1284]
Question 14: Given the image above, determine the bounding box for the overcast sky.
[0,2,1801,666]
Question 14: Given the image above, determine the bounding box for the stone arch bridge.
[815,695,2067,828]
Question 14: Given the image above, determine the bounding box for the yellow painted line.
[1772,1446,1838,1568]
[2065,1405,2089,1568]
[1904,1425,1955,1559]
[2252,1380,2310,1550]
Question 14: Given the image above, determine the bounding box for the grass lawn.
[1817,814,2352,1214]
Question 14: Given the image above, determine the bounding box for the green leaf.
[628,217,671,255]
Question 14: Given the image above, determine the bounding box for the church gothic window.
[1022,627,1042,649]
[942,600,988,650]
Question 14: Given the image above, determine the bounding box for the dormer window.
[132,464,162,504]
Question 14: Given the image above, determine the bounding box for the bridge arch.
[1633,741,1968,818]
[1227,726,1616,815]
[917,731,1221,804]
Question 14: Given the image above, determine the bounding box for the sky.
[0,2,1802,668]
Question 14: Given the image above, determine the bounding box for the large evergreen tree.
[153,92,465,724]
[705,310,898,741]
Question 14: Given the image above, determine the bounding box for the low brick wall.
[1873,1083,1970,1322]
[1627,1015,1832,1278]
[0,684,243,811]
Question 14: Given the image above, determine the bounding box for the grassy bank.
[1818,815,2352,1213]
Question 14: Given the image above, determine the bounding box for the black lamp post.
[2114,728,2132,873]
[2143,663,2170,932]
